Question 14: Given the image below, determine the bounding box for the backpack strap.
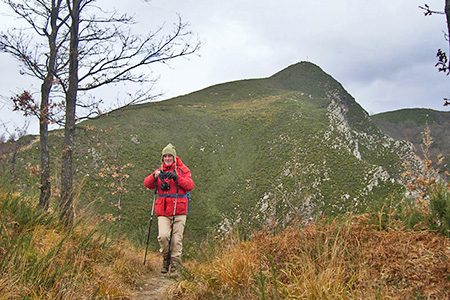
[179,168,192,213]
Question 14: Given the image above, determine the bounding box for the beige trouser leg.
[157,215,187,259]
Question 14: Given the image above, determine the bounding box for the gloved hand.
[165,171,178,180]
[158,172,166,180]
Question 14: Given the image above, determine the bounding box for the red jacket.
[143,157,194,216]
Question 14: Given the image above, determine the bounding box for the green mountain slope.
[371,108,450,172]
[1,62,417,246]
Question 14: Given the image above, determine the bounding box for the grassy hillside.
[0,62,416,250]
[371,108,450,172]
[372,108,449,126]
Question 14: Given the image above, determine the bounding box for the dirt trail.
[131,272,176,300]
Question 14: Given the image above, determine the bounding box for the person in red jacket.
[143,143,195,276]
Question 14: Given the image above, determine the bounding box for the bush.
[429,181,450,235]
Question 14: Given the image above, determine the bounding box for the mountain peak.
[266,61,341,97]
[271,61,322,76]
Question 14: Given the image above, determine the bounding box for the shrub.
[0,189,148,299]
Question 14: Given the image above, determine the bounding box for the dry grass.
[169,215,450,300]
[0,190,157,300]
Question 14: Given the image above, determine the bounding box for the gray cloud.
[0,0,449,135]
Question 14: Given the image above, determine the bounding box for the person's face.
[163,154,174,165]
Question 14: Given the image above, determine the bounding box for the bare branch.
[2,0,201,124]
[77,15,201,91]
[419,4,445,16]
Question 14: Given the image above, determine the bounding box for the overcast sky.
[0,0,449,136]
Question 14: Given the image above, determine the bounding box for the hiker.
[143,143,195,276]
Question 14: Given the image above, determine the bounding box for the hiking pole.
[166,183,179,267]
[143,177,157,265]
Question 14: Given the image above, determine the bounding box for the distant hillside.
[0,62,418,247]
[371,108,450,172]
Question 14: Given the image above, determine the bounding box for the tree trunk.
[60,0,80,227]
[39,0,63,211]
[38,79,51,211]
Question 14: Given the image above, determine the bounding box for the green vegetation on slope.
[0,62,414,249]
[372,108,450,173]
[372,108,445,126]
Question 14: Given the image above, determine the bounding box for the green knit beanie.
[161,143,176,162]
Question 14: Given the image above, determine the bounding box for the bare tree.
[1,0,69,210]
[1,0,201,226]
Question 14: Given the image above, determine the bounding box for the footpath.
[131,271,175,300]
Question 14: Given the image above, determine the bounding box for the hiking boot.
[161,254,170,274]
[169,258,180,278]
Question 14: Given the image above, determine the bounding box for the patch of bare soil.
[131,272,175,300]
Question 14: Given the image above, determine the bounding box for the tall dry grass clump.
[169,215,450,299]
[0,190,150,299]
